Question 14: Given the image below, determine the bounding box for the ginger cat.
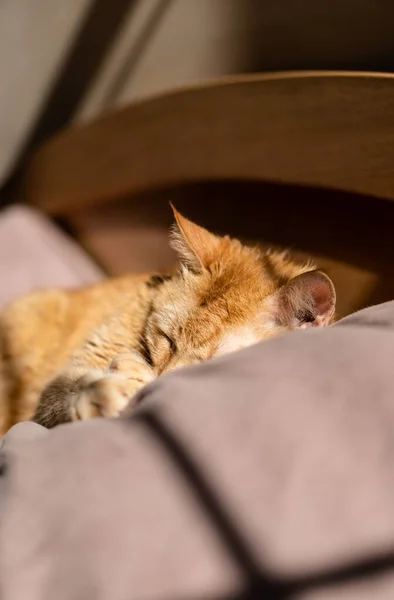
[0,205,335,435]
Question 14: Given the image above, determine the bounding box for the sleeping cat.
[0,204,335,434]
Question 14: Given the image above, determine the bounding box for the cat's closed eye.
[158,330,177,353]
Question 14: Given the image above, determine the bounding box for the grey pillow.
[1,302,394,599]
[0,205,102,308]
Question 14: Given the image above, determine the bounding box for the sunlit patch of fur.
[145,229,322,374]
[214,328,261,357]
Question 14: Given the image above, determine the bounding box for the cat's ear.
[169,203,221,272]
[271,270,336,328]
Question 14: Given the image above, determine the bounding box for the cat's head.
[144,205,335,375]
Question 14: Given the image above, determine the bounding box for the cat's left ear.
[169,203,222,272]
[271,270,336,328]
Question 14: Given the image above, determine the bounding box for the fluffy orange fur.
[0,205,335,434]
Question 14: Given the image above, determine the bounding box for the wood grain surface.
[25,71,394,214]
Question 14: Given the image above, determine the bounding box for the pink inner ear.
[297,271,336,325]
[276,270,336,329]
[308,275,335,317]
[271,270,336,328]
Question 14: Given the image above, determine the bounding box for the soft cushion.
[1,303,394,599]
[0,205,103,308]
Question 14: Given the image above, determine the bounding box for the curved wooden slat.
[25,71,394,214]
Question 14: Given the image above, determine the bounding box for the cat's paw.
[108,351,154,383]
[74,353,155,420]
